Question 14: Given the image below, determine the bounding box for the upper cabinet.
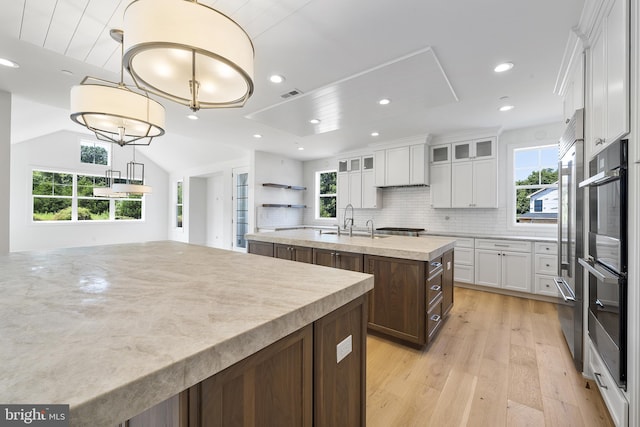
[562,52,585,126]
[587,0,629,157]
[451,138,496,162]
[430,137,498,209]
[374,142,428,187]
[338,154,381,210]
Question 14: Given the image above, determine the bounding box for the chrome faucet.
[366,219,374,238]
[343,204,354,230]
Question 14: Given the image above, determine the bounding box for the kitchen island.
[246,230,456,348]
[0,241,373,426]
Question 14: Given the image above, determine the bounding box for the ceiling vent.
[280,89,303,99]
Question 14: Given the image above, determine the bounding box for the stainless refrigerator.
[555,108,584,370]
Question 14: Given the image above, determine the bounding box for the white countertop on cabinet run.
[0,241,373,427]
[246,229,456,261]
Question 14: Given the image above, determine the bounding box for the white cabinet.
[588,0,629,157]
[451,158,497,208]
[429,144,452,208]
[453,237,474,284]
[562,52,585,126]
[430,164,451,208]
[475,239,532,292]
[533,242,560,297]
[451,137,496,162]
[374,143,428,187]
[338,155,380,210]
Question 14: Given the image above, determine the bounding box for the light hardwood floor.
[366,286,614,427]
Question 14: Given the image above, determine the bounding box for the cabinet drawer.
[534,241,557,255]
[427,297,443,339]
[475,239,531,253]
[427,274,443,306]
[535,254,557,275]
[534,275,560,298]
[454,264,474,283]
[455,237,474,248]
[428,257,443,276]
[455,247,474,265]
[588,340,628,427]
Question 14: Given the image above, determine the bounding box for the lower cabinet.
[275,243,313,263]
[123,295,368,427]
[313,248,364,272]
[474,239,532,293]
[366,254,426,346]
[247,241,274,257]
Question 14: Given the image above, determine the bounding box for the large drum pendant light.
[70,29,165,146]
[123,0,255,112]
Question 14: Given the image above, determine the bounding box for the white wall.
[253,150,305,229]
[303,122,564,238]
[188,177,207,246]
[0,91,10,253]
[206,173,225,248]
[10,130,169,252]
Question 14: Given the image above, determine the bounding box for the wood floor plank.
[508,344,544,410]
[365,287,614,427]
[506,399,546,427]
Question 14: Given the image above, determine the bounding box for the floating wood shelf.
[262,204,307,208]
[262,183,307,190]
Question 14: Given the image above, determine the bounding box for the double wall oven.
[578,139,628,389]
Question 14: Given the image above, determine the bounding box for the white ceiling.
[0,0,585,173]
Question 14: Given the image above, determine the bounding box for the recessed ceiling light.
[378,98,391,105]
[269,74,285,84]
[371,132,380,137]
[187,112,199,120]
[253,134,262,138]
[0,57,19,68]
[494,62,514,73]
[298,146,304,151]
[309,118,321,124]
[499,105,515,112]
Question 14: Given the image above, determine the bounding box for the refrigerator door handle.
[553,277,576,302]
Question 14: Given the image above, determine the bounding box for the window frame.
[175,180,183,229]
[315,169,337,221]
[31,168,145,223]
[507,141,559,232]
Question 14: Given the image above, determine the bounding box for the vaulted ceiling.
[0,0,584,173]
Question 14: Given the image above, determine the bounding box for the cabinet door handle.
[595,138,605,145]
[546,264,550,267]
[430,314,441,322]
[594,372,608,389]
[430,285,442,292]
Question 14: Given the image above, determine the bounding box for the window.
[32,171,73,221]
[513,144,559,225]
[316,170,337,219]
[32,169,144,222]
[176,181,183,228]
[80,140,110,166]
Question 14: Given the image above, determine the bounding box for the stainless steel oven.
[578,138,627,390]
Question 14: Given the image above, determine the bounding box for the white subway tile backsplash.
[303,186,555,238]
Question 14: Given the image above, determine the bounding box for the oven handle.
[578,169,620,188]
[578,257,620,284]
[553,277,576,302]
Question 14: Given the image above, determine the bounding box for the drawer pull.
[430,314,441,322]
[546,264,550,267]
[431,261,442,269]
[430,285,442,292]
[494,244,510,247]
[594,372,608,389]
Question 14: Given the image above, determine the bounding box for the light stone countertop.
[0,241,373,427]
[419,231,557,243]
[245,229,456,261]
